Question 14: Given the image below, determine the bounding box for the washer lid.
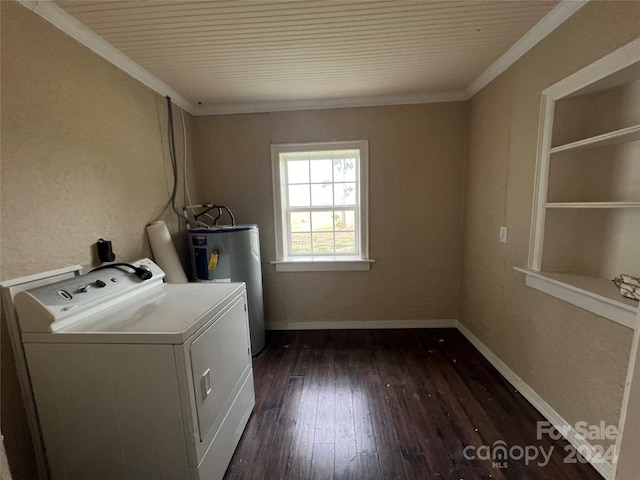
[20,283,246,345]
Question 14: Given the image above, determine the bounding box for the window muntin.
[283,150,359,256]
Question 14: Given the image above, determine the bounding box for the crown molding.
[466,0,589,98]
[18,0,196,114]
[192,90,469,116]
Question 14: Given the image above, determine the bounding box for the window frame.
[271,140,373,272]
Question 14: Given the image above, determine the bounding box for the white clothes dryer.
[14,259,255,480]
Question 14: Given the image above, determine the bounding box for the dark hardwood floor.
[224,329,603,480]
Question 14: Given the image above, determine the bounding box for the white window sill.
[514,267,638,329]
[271,257,374,272]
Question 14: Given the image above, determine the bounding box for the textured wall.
[459,0,640,443]
[0,2,201,477]
[194,103,468,328]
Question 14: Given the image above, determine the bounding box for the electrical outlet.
[499,226,508,244]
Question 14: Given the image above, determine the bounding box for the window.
[271,141,372,272]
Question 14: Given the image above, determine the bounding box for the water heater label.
[211,278,231,283]
[208,251,219,270]
[192,235,207,246]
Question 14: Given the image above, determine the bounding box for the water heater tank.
[188,225,265,355]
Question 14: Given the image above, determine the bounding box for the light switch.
[499,226,508,244]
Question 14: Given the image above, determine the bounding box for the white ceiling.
[28,0,586,115]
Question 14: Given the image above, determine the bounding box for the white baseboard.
[456,322,613,480]
[267,319,457,330]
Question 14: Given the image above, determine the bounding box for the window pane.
[289,184,310,207]
[334,210,355,230]
[334,182,356,205]
[333,158,356,182]
[311,183,333,206]
[310,159,333,183]
[287,160,309,184]
[290,212,310,232]
[335,232,356,253]
[311,211,334,232]
[312,233,334,253]
[291,233,311,254]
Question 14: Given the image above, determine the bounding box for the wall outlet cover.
[499,226,508,244]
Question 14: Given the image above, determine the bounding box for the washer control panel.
[15,258,165,333]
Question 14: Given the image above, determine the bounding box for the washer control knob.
[94,280,107,288]
[77,284,91,293]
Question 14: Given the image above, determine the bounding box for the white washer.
[14,259,255,480]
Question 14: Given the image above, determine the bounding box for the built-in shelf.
[527,41,640,335]
[514,268,638,329]
[550,124,640,153]
[545,201,640,208]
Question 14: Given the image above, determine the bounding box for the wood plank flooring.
[224,329,603,480]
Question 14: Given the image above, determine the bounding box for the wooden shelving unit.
[549,124,640,153]
[522,43,640,327]
[545,202,640,208]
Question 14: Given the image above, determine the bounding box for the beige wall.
[0,2,201,477]
[615,310,640,480]
[460,0,640,444]
[194,104,468,328]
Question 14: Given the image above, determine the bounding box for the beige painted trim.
[529,94,555,270]
[457,322,614,480]
[17,0,586,115]
[514,268,638,329]
[193,91,468,116]
[268,319,457,330]
[526,37,640,309]
[612,308,640,479]
[545,202,640,209]
[549,125,640,153]
[465,0,588,97]
[271,140,370,267]
[543,37,640,100]
[271,259,374,272]
[1,433,12,480]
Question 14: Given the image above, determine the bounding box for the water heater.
[188,225,265,354]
